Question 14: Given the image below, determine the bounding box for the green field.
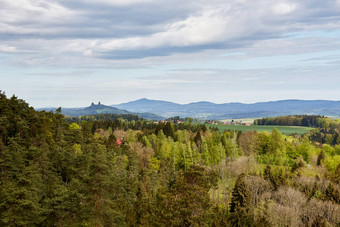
[206,124,313,135]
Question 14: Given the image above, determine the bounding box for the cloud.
[84,0,340,59]
[272,2,298,15]
[99,9,230,50]
[93,5,267,58]
[0,0,340,62]
[1,0,340,108]
[0,0,77,30]
[0,44,17,53]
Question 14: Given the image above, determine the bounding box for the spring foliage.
[0,92,339,226]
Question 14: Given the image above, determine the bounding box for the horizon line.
[34,98,340,109]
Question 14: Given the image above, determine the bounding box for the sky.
[1,0,340,108]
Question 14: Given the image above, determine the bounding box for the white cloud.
[94,3,268,53]
[0,45,17,53]
[272,2,298,15]
[98,9,230,51]
[0,0,76,24]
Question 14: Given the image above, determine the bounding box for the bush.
[324,155,340,173]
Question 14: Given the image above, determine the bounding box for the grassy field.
[206,124,313,135]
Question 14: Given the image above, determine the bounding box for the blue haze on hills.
[112,99,340,119]
[40,102,165,121]
[40,99,340,120]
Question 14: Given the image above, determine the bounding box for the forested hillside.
[0,92,339,226]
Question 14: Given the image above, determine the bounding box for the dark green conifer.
[229,174,254,226]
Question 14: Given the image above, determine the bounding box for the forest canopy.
[0,92,339,226]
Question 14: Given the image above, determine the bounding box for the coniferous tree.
[229,174,254,226]
[154,165,217,226]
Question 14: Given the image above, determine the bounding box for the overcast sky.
[1,0,340,107]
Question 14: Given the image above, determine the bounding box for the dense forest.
[0,92,339,226]
[254,115,324,127]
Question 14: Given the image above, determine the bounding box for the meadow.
[206,124,313,135]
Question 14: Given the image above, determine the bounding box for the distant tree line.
[67,113,143,123]
[254,115,324,127]
[65,113,141,123]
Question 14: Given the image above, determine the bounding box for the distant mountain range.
[39,102,165,120]
[112,98,340,119]
[40,99,340,120]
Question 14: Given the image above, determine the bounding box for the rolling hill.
[40,102,164,120]
[112,99,340,119]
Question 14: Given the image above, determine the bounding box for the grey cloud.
[0,0,195,40]
[1,0,340,61]
[98,43,231,59]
